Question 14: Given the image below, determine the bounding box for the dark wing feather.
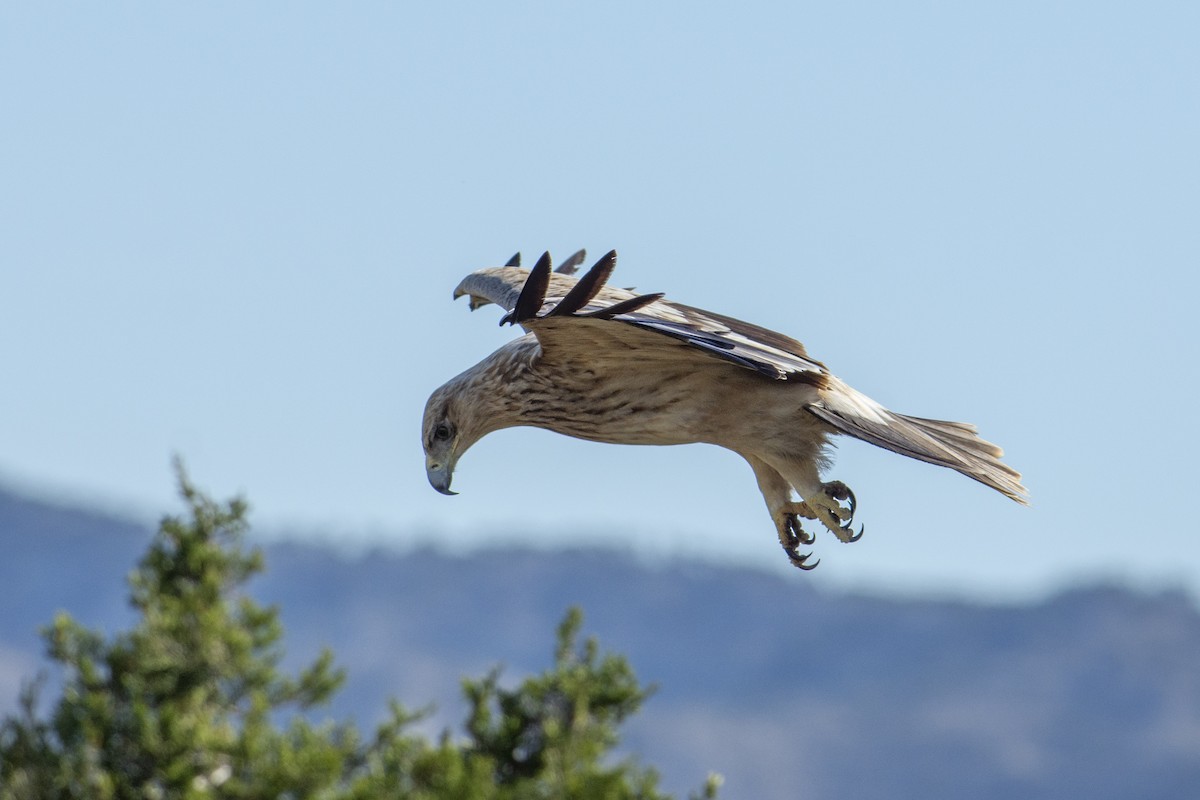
[500,251,553,326]
[613,303,827,381]
[555,249,587,275]
[549,251,616,316]
[454,258,828,382]
[579,292,665,320]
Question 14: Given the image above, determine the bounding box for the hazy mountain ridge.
[3,484,1199,799]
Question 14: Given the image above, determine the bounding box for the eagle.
[423,249,1027,569]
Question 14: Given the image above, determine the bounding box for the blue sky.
[2,2,1197,599]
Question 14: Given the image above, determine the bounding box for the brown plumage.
[423,250,1027,569]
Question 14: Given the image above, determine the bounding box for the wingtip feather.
[502,251,553,325]
[555,248,587,275]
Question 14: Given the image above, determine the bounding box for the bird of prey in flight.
[423,249,1027,569]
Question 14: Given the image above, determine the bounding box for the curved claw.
[822,482,859,536]
[785,514,816,546]
[820,484,859,527]
[784,548,820,571]
[844,524,864,544]
[778,516,819,570]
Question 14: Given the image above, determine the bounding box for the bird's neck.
[458,336,550,435]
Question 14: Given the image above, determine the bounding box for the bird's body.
[444,331,829,449]
[423,250,1026,569]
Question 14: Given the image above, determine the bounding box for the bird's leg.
[799,480,863,544]
[745,455,819,570]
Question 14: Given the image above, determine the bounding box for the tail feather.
[807,387,1028,505]
[901,415,1004,458]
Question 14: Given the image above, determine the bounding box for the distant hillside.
[3,484,1199,799]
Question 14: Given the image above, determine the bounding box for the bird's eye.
[433,423,453,442]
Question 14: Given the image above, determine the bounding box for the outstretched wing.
[454,250,830,383]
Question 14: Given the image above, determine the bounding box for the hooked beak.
[426,461,458,496]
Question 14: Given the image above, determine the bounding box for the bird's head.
[422,335,537,496]
[421,371,499,496]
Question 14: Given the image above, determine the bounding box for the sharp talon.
[791,516,815,546]
[792,552,820,571]
[783,514,814,546]
[820,481,859,536]
[845,524,864,543]
[783,547,819,570]
[822,481,849,501]
[782,526,798,550]
[826,483,854,517]
[777,508,824,569]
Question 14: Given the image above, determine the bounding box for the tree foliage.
[0,465,719,800]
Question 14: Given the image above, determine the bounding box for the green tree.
[0,465,719,800]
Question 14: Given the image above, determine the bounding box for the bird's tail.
[807,384,1028,504]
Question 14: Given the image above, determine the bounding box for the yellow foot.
[804,481,863,544]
